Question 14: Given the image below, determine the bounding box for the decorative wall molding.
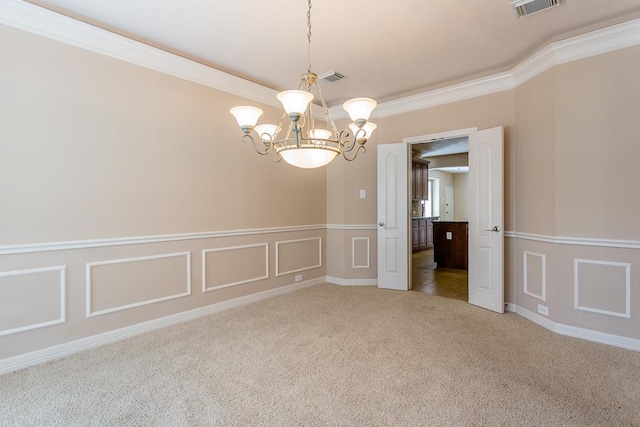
[574,258,632,319]
[515,305,640,352]
[85,252,191,318]
[3,0,638,121]
[508,231,640,249]
[0,277,325,375]
[0,224,326,255]
[202,244,269,292]
[275,237,322,277]
[326,276,377,286]
[326,224,377,231]
[352,237,371,269]
[0,265,66,337]
[523,251,546,302]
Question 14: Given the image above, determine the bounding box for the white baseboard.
[0,277,325,375]
[515,305,640,352]
[505,303,516,313]
[326,276,377,286]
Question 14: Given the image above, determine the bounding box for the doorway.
[409,135,469,302]
[377,126,504,313]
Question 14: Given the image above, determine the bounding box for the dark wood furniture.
[411,159,430,200]
[412,217,436,251]
[433,221,468,270]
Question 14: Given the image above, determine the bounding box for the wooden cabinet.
[411,159,430,200]
[412,217,436,252]
[433,221,468,270]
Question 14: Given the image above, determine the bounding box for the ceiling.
[24,0,640,106]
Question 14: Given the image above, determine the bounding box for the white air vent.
[318,70,345,84]
[510,0,563,18]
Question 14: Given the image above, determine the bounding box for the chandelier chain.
[307,0,312,73]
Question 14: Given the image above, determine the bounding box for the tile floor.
[412,249,468,301]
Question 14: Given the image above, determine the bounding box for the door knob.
[379,222,385,227]
[485,226,501,232]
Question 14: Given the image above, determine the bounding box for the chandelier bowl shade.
[276,90,314,116]
[278,145,340,169]
[230,106,263,128]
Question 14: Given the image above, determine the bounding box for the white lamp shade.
[349,122,377,139]
[309,128,332,142]
[278,146,339,169]
[276,90,314,115]
[230,106,263,128]
[342,97,377,121]
[254,124,278,141]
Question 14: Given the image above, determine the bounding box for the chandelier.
[230,0,377,169]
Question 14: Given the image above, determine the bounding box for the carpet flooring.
[1,284,639,426]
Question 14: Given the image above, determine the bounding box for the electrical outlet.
[446,231,452,240]
[359,190,366,199]
[295,275,303,282]
[538,304,549,316]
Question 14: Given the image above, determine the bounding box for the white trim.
[0,277,326,375]
[523,251,546,302]
[515,305,640,352]
[505,303,516,313]
[352,237,371,269]
[201,243,269,292]
[2,1,639,121]
[0,0,279,108]
[275,237,322,277]
[0,266,67,337]
[0,224,326,255]
[574,259,632,319]
[85,252,191,318]
[510,231,640,249]
[402,127,478,144]
[326,224,377,230]
[504,231,516,238]
[326,276,377,286]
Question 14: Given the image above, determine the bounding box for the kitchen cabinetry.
[411,159,430,200]
[412,217,436,251]
[433,221,468,270]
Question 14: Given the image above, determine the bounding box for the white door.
[445,186,455,220]
[468,126,504,313]
[377,143,409,291]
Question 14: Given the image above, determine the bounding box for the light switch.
[360,190,366,199]
[446,231,452,240]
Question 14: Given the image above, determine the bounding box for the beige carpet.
[1,284,639,426]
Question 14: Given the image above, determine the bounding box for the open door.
[468,126,504,313]
[377,143,409,291]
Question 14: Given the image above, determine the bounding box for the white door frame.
[402,127,477,291]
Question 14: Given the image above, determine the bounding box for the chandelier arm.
[242,134,271,156]
[338,129,356,152]
[342,144,366,162]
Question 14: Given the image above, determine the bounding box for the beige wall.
[453,173,469,221]
[429,170,453,219]
[0,25,328,359]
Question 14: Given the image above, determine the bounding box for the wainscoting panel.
[523,251,546,301]
[0,266,66,336]
[352,237,371,269]
[574,259,631,318]
[275,237,322,277]
[86,252,191,318]
[202,244,269,292]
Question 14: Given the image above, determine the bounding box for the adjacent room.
[2,0,640,424]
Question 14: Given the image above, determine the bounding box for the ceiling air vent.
[318,70,345,84]
[510,0,563,18]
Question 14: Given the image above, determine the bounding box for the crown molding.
[0,0,279,107]
[2,1,639,119]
